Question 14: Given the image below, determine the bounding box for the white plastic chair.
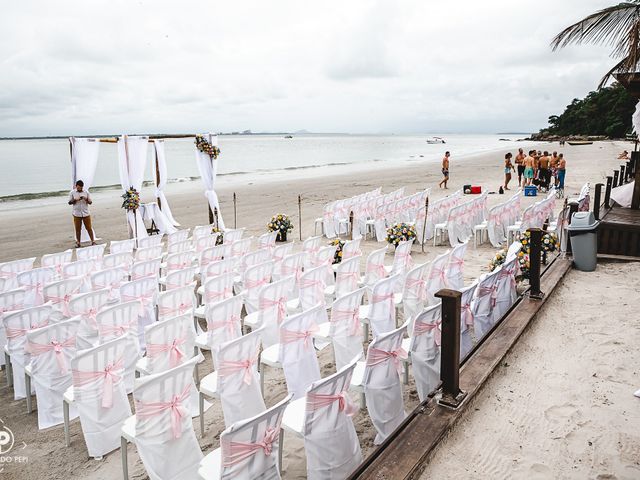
[0,288,26,368]
[131,258,162,281]
[197,295,243,353]
[271,243,295,278]
[293,265,326,313]
[17,267,56,307]
[0,257,36,291]
[164,251,195,274]
[102,251,134,273]
[361,274,401,338]
[76,244,106,263]
[119,277,158,344]
[167,239,194,255]
[281,356,362,479]
[445,241,468,291]
[385,240,414,277]
[341,238,362,261]
[121,357,202,480]
[494,257,520,319]
[24,318,80,428]
[361,246,387,290]
[167,228,191,245]
[409,304,441,401]
[198,329,266,434]
[327,255,361,301]
[157,284,197,322]
[197,393,292,480]
[460,284,478,360]
[67,289,111,350]
[62,259,97,293]
[164,266,198,291]
[91,267,128,303]
[41,249,73,278]
[229,238,253,267]
[110,238,136,254]
[65,336,131,457]
[222,228,245,245]
[196,272,235,319]
[194,234,218,254]
[135,245,164,262]
[240,261,274,314]
[401,263,429,330]
[43,278,83,318]
[244,276,296,348]
[276,252,305,295]
[302,236,323,269]
[425,250,450,305]
[257,231,278,252]
[323,288,366,371]
[192,225,214,240]
[138,234,164,249]
[472,270,500,342]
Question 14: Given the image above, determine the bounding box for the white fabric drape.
[117,135,149,239]
[70,137,101,242]
[152,140,180,227]
[633,101,640,137]
[195,133,226,230]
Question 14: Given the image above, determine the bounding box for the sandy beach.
[0,140,632,479]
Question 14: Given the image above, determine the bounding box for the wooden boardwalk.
[597,206,640,257]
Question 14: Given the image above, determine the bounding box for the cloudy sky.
[0,0,623,136]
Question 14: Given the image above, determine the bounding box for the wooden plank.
[351,258,572,480]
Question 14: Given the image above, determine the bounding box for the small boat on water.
[567,141,593,146]
[284,135,293,139]
[426,136,446,144]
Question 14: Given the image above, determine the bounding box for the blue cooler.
[524,186,537,197]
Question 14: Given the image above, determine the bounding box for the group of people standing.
[503,148,566,191]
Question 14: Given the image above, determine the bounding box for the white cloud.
[0,0,623,136]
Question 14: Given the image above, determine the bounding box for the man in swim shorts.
[515,148,525,186]
[439,151,450,189]
[523,150,535,186]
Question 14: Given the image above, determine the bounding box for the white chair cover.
[330,288,366,371]
[271,243,295,278]
[0,288,26,367]
[257,231,278,252]
[167,228,191,245]
[214,394,291,480]
[402,263,429,329]
[110,238,136,254]
[201,272,235,306]
[0,257,36,292]
[333,255,361,300]
[222,228,244,245]
[157,285,197,322]
[195,133,226,230]
[215,329,267,426]
[144,314,198,374]
[4,305,55,399]
[363,324,408,444]
[493,256,520,320]
[276,252,305,296]
[279,305,325,399]
[26,318,80,429]
[165,251,195,273]
[303,357,362,479]
[362,246,387,289]
[119,277,158,344]
[368,274,401,336]
[117,135,149,239]
[62,259,96,292]
[76,244,106,262]
[165,267,198,291]
[445,241,468,291]
[41,249,73,279]
[71,336,131,458]
[203,295,243,353]
[138,234,164,249]
[167,239,194,255]
[102,251,134,274]
[17,267,56,307]
[200,247,232,277]
[43,278,82,318]
[135,245,163,262]
[298,266,327,312]
[252,276,295,349]
[96,301,142,392]
[241,261,274,314]
[194,234,218,255]
[341,239,362,261]
[425,251,450,305]
[460,284,477,360]
[67,289,111,349]
[472,270,500,342]
[131,258,162,281]
[409,304,441,401]
[389,240,414,277]
[91,267,127,303]
[302,236,323,269]
[238,249,271,279]
[132,357,202,480]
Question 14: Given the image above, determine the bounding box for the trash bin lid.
[568,211,600,231]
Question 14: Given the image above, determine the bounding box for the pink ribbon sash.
[259,296,287,323]
[366,346,408,375]
[461,303,474,327]
[222,427,280,467]
[27,335,76,373]
[331,307,361,337]
[122,291,155,311]
[477,285,497,307]
[244,277,268,290]
[72,357,124,408]
[217,350,259,385]
[366,262,386,280]
[135,384,191,439]
[5,320,49,340]
[413,320,441,346]
[208,314,240,337]
[306,390,358,416]
[146,336,187,368]
[98,320,137,338]
[205,287,233,304]
[281,323,319,349]
[158,302,191,318]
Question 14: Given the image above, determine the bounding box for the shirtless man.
[557,153,567,189]
[538,151,550,190]
[515,148,525,186]
[523,150,535,186]
[439,151,450,189]
[550,151,559,186]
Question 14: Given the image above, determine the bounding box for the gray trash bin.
[568,211,599,271]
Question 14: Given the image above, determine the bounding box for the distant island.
[531,82,637,141]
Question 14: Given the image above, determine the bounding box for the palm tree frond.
[598,57,628,88]
[551,2,640,52]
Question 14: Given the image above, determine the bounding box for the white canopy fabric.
[117,135,149,239]
[70,137,101,242]
[195,133,226,230]
[633,101,640,137]
[152,140,180,227]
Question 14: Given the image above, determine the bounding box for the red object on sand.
[470,186,482,194]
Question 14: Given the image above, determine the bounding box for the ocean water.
[0,134,532,200]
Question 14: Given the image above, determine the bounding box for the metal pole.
[528,228,544,300]
[233,192,237,229]
[620,165,626,185]
[626,161,632,182]
[421,197,429,253]
[605,176,613,208]
[435,288,466,409]
[298,195,303,241]
[593,183,603,220]
[213,207,219,231]
[613,170,619,188]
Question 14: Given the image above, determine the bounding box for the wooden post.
[566,201,579,255]
[613,170,619,188]
[208,205,214,225]
[297,195,303,241]
[349,211,354,240]
[154,143,162,210]
[626,161,632,182]
[620,165,626,185]
[528,228,544,300]
[435,289,466,409]
[557,198,568,254]
[421,197,429,253]
[633,161,640,209]
[605,176,613,208]
[213,207,219,231]
[233,192,237,229]
[593,183,603,220]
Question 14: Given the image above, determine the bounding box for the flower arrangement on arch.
[330,239,345,264]
[386,223,417,247]
[195,134,221,159]
[121,187,140,211]
[267,214,293,241]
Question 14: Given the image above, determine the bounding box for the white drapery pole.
[117,135,149,239]
[195,133,226,230]
[152,140,180,227]
[70,137,100,242]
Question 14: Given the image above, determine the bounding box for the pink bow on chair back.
[306,390,358,417]
[281,323,319,350]
[27,335,76,373]
[413,320,441,346]
[6,320,49,340]
[135,384,191,440]
[222,427,280,467]
[209,314,240,337]
[331,307,361,337]
[146,336,187,368]
[73,357,124,408]
[259,296,287,323]
[218,350,259,385]
[366,346,408,376]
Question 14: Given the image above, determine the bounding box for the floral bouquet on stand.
[488,248,508,272]
[195,135,220,159]
[121,187,140,211]
[386,223,417,247]
[489,231,559,280]
[267,214,293,242]
[330,239,345,264]
[211,226,224,245]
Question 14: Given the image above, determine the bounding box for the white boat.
[426,136,446,144]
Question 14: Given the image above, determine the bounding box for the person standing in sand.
[69,180,96,248]
[515,148,525,186]
[550,151,559,187]
[504,152,515,190]
[439,151,450,189]
[523,151,535,186]
[538,151,550,191]
[557,153,567,190]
